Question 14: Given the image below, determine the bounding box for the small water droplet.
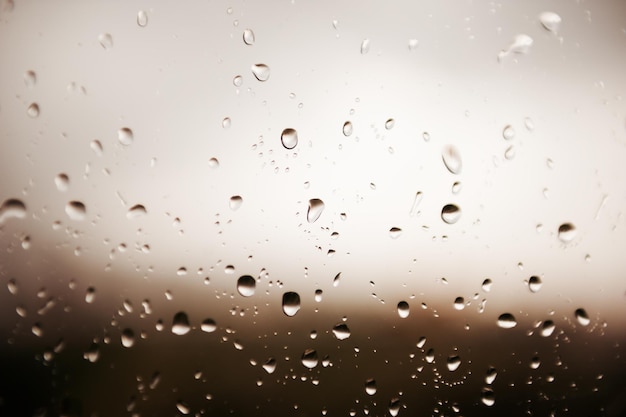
[342,121,353,137]
[524,117,535,131]
[65,201,86,221]
[137,10,148,27]
[504,145,515,160]
[172,312,190,335]
[251,64,270,82]
[0,199,26,224]
[485,367,497,384]
[176,400,190,415]
[301,349,319,368]
[332,272,341,287]
[121,328,135,348]
[441,204,461,224]
[281,128,298,149]
[447,355,461,371]
[237,275,256,297]
[388,398,401,417]
[540,320,555,337]
[90,139,103,156]
[208,157,220,168]
[499,34,533,60]
[442,145,462,174]
[530,356,541,369]
[27,102,39,118]
[229,196,243,211]
[24,70,36,87]
[365,378,377,395]
[481,388,495,406]
[222,117,231,129]
[408,39,419,50]
[384,118,395,130]
[201,318,217,332]
[502,125,515,140]
[397,301,410,318]
[32,322,43,337]
[307,198,325,223]
[98,33,113,49]
[233,75,243,87]
[263,358,277,374]
[282,292,301,317]
[528,276,542,293]
[360,38,370,54]
[332,323,350,340]
[575,308,590,326]
[243,28,255,45]
[85,287,96,303]
[453,297,465,310]
[118,127,134,145]
[497,313,517,329]
[7,279,18,295]
[314,289,323,302]
[389,227,402,239]
[539,11,562,34]
[127,204,147,219]
[557,223,576,242]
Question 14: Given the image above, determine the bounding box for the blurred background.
[1,0,626,415]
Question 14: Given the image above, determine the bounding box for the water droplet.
[201,318,217,332]
[126,204,147,219]
[558,223,576,242]
[441,204,461,224]
[243,28,255,45]
[504,146,515,160]
[32,323,43,337]
[389,227,402,239]
[497,313,517,329]
[237,275,256,297]
[408,39,419,50]
[360,38,370,54]
[539,11,562,34]
[314,289,323,302]
[365,378,377,395]
[332,272,341,287]
[342,121,353,137]
[53,173,69,192]
[442,145,462,174]
[0,198,26,223]
[301,349,319,369]
[172,311,190,335]
[384,118,395,130]
[307,198,325,223]
[481,388,495,406]
[229,196,243,211]
[84,342,100,363]
[453,297,465,310]
[222,117,231,129]
[528,276,542,293]
[485,367,497,384]
[447,355,461,371]
[24,70,36,87]
[263,358,277,374]
[574,308,590,326]
[27,102,39,118]
[7,279,18,295]
[540,320,555,337]
[137,10,148,27]
[176,400,190,415]
[118,127,133,145]
[502,125,515,140]
[98,33,113,49]
[85,287,96,303]
[332,323,350,340]
[233,75,243,87]
[208,157,220,168]
[425,348,435,363]
[251,64,270,82]
[65,201,86,221]
[281,128,298,150]
[397,301,409,318]
[388,398,401,417]
[121,328,135,348]
[524,117,535,131]
[499,34,533,60]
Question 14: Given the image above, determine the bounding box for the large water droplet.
[332,323,350,340]
[85,287,96,303]
[251,64,270,81]
[172,311,190,335]
[307,198,325,223]
[24,70,36,87]
[237,275,256,297]
[539,11,561,34]
[575,308,590,326]
[229,196,243,211]
[314,289,323,302]
[365,378,377,395]
[540,320,555,337]
[447,355,461,371]
[281,128,298,149]
[360,38,370,54]
[388,398,401,417]
[342,121,353,137]
[282,292,301,317]
[397,301,409,318]
[497,313,517,329]
[557,223,576,242]
[481,388,495,406]
[441,204,461,224]
[485,367,497,384]
[118,127,133,145]
[0,198,26,223]
[482,279,492,292]
[263,358,277,374]
[27,102,39,118]
[137,10,148,27]
[176,400,190,415]
[301,349,319,369]
[127,204,147,219]
[528,276,542,293]
[453,297,465,310]
[243,28,255,45]
[98,33,113,49]
[121,328,135,348]
[65,201,86,221]
[442,145,462,174]
[201,318,217,332]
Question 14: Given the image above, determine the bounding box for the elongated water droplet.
[332,323,350,340]
[528,276,542,293]
[137,10,148,27]
[301,348,318,369]
[360,38,370,54]
[342,121,353,136]
[539,11,561,34]
[575,308,590,326]
[332,272,341,287]
[447,355,461,371]
[263,357,277,374]
[237,275,256,297]
[282,291,301,317]
[98,33,113,49]
[24,70,36,87]
[172,311,190,335]
[243,28,255,45]
[365,378,377,395]
[281,128,298,149]
[118,127,133,145]
[176,400,190,415]
[0,198,26,223]
[497,313,517,329]
[121,328,135,348]
[85,287,96,303]
[201,318,216,332]
[397,301,409,318]
[409,191,423,216]
[558,223,576,242]
[229,196,243,211]
[127,204,147,219]
[389,227,402,239]
[388,398,401,417]
[481,388,495,406]
[485,367,497,384]
[251,64,270,81]
[65,201,86,221]
[540,320,555,337]
[441,204,461,224]
[27,103,39,118]
[442,145,462,174]
[307,198,325,223]
[7,279,18,295]
[502,125,515,140]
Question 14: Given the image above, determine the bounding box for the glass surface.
[1,1,626,416]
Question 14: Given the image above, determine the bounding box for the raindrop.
[24,70,36,87]
[504,145,515,160]
[408,38,419,50]
[452,181,462,194]
[237,275,256,297]
[540,320,555,337]
[528,276,542,293]
[65,201,86,221]
[27,103,39,118]
[557,223,576,242]
[149,372,161,389]
[127,204,147,219]
[530,356,541,369]
[307,198,325,223]
[499,34,533,60]
[332,272,341,287]
[229,196,243,211]
[524,117,535,131]
[425,348,435,363]
[447,355,461,371]
[251,64,270,81]
[263,358,277,374]
[441,204,461,224]
[137,10,148,27]
[365,378,377,395]
[118,127,133,145]
[171,311,190,335]
[0,198,26,223]
[397,301,409,318]
[332,323,351,340]
[314,289,323,302]
[121,328,135,348]
[442,145,462,174]
[360,38,370,54]
[54,173,69,191]
[384,118,395,130]
[481,388,495,406]
[32,323,43,337]
[497,313,517,329]
[98,33,113,49]
[342,121,353,137]
[243,28,255,45]
[233,75,243,87]
[282,292,301,317]
[7,279,18,295]
[301,349,319,369]
[453,297,465,310]
[281,128,298,150]
[84,343,100,363]
[222,117,231,129]
[85,287,96,303]
[201,319,217,332]
[575,308,590,326]
[485,367,497,384]
[502,125,515,140]
[208,157,220,168]
[539,11,562,34]
[389,227,402,239]
[176,400,190,415]
[388,398,401,417]
[90,139,103,156]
